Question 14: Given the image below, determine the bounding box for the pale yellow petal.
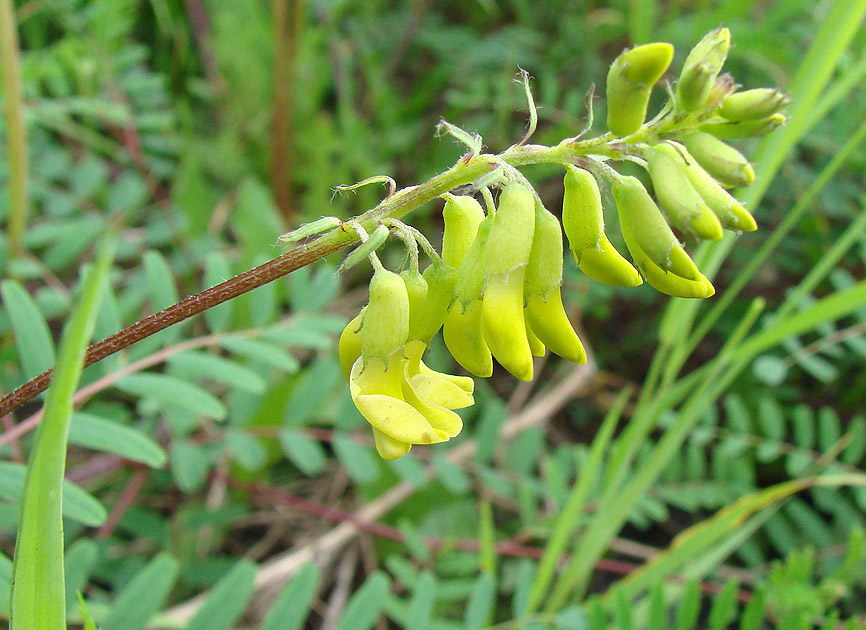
[410,373,474,410]
[372,428,411,460]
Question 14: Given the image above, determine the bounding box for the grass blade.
[10,236,114,630]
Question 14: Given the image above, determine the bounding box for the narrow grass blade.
[527,387,627,613]
[10,237,114,630]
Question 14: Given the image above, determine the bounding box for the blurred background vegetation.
[2,0,866,628]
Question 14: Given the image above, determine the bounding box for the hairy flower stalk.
[0,29,787,458]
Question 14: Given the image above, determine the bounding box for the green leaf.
[170,441,212,493]
[406,571,436,630]
[187,559,257,630]
[1,279,56,378]
[226,429,266,471]
[116,373,227,420]
[102,553,179,630]
[0,461,107,527]
[168,350,266,394]
[333,434,380,484]
[69,412,166,468]
[675,580,701,630]
[10,237,113,630]
[464,572,495,630]
[279,428,327,475]
[432,455,470,494]
[220,337,300,373]
[261,563,320,630]
[707,581,738,630]
[336,571,390,630]
[63,540,97,610]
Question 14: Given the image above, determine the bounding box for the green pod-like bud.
[525,314,546,357]
[523,202,586,364]
[414,262,457,344]
[676,27,730,112]
[401,267,429,342]
[606,42,675,137]
[699,113,787,139]
[674,143,758,232]
[481,183,536,381]
[646,144,723,241]
[484,183,536,276]
[612,175,703,281]
[361,268,410,362]
[680,131,755,188]
[561,166,642,287]
[441,194,486,268]
[719,88,790,121]
[443,217,494,378]
[339,311,364,381]
[524,202,564,296]
[620,218,715,299]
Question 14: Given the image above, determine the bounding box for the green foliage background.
[2,0,866,628]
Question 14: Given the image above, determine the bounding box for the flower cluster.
[320,27,789,459]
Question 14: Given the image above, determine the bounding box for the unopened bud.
[606,42,674,137]
[441,194,485,268]
[676,27,730,112]
[647,144,723,241]
[675,142,757,231]
[361,268,410,361]
[719,88,790,121]
[612,175,702,280]
[680,130,755,188]
[706,73,737,108]
[699,113,787,139]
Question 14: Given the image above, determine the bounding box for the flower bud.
[525,314,546,357]
[674,143,757,232]
[680,131,755,188]
[699,113,787,139]
[523,203,586,364]
[441,194,486,268]
[612,175,702,281]
[676,27,730,112]
[606,42,674,137]
[561,166,642,287]
[361,268,410,362]
[443,217,493,377]
[620,219,715,299]
[719,88,790,121]
[706,73,737,108]
[339,311,363,381]
[647,144,723,241]
[481,183,536,381]
[413,262,457,345]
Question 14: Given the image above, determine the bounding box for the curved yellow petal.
[372,428,411,460]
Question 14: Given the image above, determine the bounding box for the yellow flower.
[349,348,467,460]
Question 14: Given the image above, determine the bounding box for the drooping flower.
[341,264,473,460]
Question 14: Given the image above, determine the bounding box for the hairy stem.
[0,128,668,418]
